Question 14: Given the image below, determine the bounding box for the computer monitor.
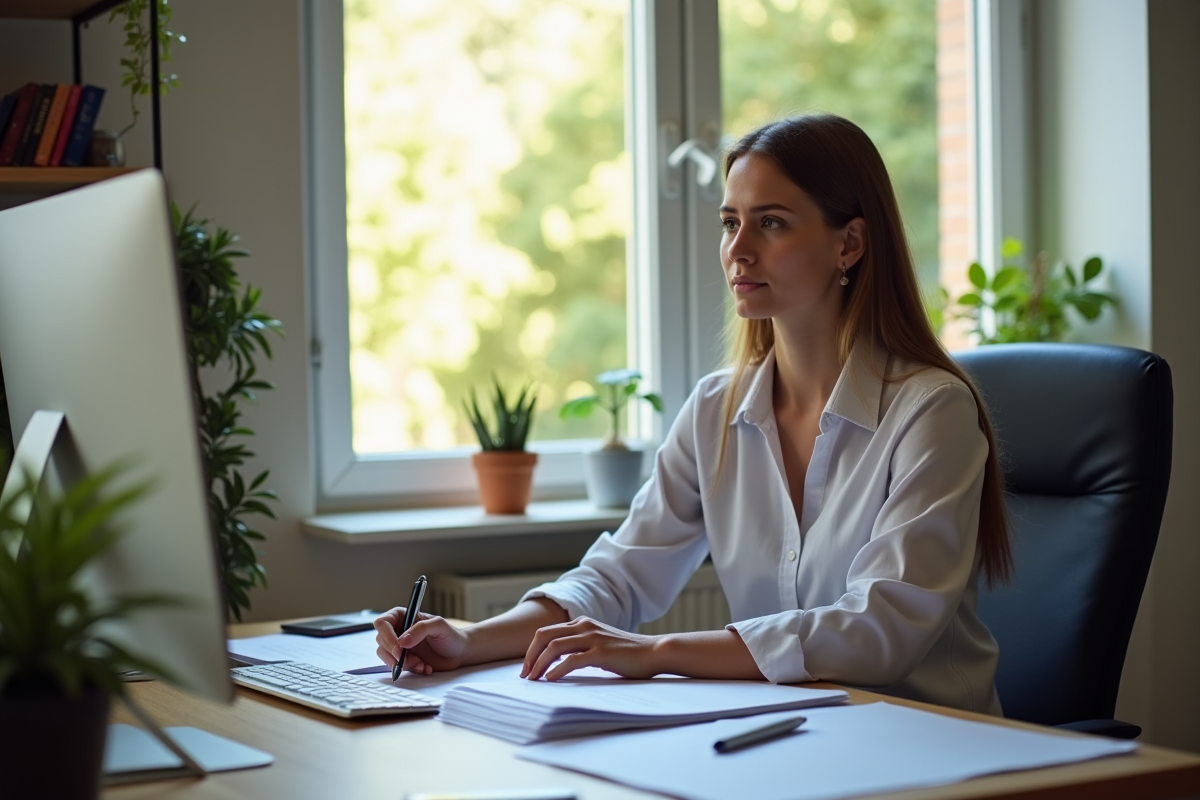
[0,170,231,705]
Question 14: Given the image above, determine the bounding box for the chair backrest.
[955,343,1173,726]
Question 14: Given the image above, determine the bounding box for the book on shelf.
[0,93,17,146]
[60,85,106,168]
[49,85,82,167]
[15,84,55,166]
[0,82,39,167]
[0,82,106,170]
[33,84,71,167]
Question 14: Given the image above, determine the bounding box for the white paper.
[454,674,846,717]
[519,702,1138,800]
[368,658,528,698]
[368,658,664,698]
[437,672,847,744]
[227,629,386,674]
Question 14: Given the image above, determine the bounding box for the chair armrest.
[1055,719,1142,739]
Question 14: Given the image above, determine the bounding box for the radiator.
[430,563,732,634]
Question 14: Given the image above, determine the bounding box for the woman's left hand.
[520,616,663,681]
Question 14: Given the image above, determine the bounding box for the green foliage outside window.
[344,0,627,452]
[344,0,940,453]
[721,0,940,294]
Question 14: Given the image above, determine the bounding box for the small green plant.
[949,237,1118,344]
[464,378,538,451]
[174,203,284,622]
[559,369,663,450]
[0,461,178,696]
[109,0,185,139]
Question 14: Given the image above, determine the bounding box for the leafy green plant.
[949,237,1118,344]
[559,369,663,450]
[109,0,185,139]
[173,204,283,622]
[0,461,178,696]
[464,378,538,451]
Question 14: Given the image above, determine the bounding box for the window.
[306,0,966,508]
[343,1,629,456]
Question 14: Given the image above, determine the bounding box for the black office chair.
[955,343,1173,739]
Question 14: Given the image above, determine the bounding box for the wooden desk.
[104,623,1200,800]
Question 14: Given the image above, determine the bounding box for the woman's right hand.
[374,609,470,675]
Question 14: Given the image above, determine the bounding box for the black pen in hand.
[392,574,428,682]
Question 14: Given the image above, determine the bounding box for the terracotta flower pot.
[471,451,538,514]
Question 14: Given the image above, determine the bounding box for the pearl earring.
[840,262,849,286]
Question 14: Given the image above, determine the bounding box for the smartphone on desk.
[280,610,377,637]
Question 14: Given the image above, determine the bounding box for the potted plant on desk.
[559,369,662,508]
[0,462,176,800]
[464,378,539,514]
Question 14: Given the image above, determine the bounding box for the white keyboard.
[231,661,442,718]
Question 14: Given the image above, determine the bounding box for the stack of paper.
[438,676,847,744]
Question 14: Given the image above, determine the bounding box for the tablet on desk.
[280,611,377,637]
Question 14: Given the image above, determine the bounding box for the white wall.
[1034,0,1200,752]
[1033,0,1152,349]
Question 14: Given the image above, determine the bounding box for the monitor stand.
[3,410,272,784]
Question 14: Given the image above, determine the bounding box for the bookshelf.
[0,1,111,18]
[0,0,160,199]
[0,166,135,194]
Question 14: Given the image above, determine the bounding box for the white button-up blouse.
[524,342,1003,715]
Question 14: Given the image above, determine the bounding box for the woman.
[375,114,1012,714]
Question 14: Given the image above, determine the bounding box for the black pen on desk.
[392,574,428,682]
[713,714,807,754]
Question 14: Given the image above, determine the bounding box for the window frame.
[973,0,1034,274]
[303,1,1004,510]
[303,0,727,509]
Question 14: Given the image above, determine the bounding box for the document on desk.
[372,659,528,698]
[518,702,1138,800]
[438,674,848,744]
[226,630,387,674]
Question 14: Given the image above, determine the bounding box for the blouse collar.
[733,338,889,433]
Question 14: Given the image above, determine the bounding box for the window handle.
[667,139,719,187]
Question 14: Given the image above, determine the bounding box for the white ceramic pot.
[584,446,646,508]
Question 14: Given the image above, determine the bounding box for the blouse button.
[787,549,797,562]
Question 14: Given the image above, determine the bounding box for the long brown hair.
[717,114,1012,586]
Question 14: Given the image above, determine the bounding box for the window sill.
[301,500,629,545]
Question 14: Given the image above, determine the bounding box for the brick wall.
[937,0,974,350]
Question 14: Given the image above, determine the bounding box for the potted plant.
[174,203,283,622]
[946,237,1117,344]
[559,369,663,508]
[464,378,539,514]
[0,461,176,800]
